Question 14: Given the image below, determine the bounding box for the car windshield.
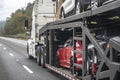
[64,39,82,47]
[64,39,72,47]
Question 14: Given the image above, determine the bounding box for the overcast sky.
[0,0,35,21]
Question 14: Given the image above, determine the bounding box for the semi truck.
[25,0,120,80]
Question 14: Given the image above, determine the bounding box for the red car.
[57,38,106,74]
[57,38,82,69]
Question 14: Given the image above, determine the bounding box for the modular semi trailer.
[25,0,120,80]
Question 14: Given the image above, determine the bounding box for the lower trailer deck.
[45,64,80,80]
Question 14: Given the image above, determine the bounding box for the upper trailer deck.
[39,0,120,35]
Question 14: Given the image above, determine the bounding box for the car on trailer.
[56,37,106,75]
[60,0,116,18]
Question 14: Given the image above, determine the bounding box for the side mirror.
[24,20,28,30]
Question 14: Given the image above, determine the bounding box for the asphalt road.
[0,38,67,80]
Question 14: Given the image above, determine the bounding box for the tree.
[4,2,33,36]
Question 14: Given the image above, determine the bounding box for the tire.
[36,46,41,65]
[91,0,98,10]
[27,43,33,59]
[75,0,82,14]
[28,55,33,59]
[60,8,65,19]
[40,47,45,68]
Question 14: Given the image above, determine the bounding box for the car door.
[59,39,72,67]
[65,40,83,68]
[58,47,65,66]
[62,0,75,14]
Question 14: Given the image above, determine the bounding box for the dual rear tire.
[36,46,45,68]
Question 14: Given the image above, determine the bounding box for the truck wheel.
[36,46,41,65]
[40,47,45,68]
[29,55,33,59]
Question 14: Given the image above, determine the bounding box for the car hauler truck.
[26,0,56,59]
[25,0,120,80]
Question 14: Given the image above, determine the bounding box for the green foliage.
[4,2,33,35]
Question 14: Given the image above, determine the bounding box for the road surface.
[0,37,67,80]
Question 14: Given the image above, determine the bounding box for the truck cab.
[27,0,56,59]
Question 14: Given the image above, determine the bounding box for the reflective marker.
[4,48,6,50]
[9,53,14,57]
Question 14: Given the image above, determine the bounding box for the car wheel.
[60,8,65,19]
[75,0,82,14]
[36,46,41,65]
[91,0,98,10]
[40,47,45,68]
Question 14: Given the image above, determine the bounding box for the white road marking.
[23,65,34,74]
[9,53,14,57]
[16,59,19,62]
[4,48,6,50]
